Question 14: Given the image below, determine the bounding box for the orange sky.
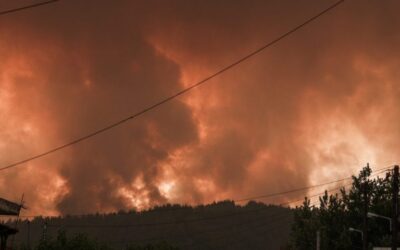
[0,0,399,216]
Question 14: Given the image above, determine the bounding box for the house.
[0,197,23,250]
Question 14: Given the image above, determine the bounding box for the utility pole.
[42,221,47,242]
[392,165,399,250]
[363,182,368,250]
[316,230,320,250]
[27,221,30,249]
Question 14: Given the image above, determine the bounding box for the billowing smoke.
[0,0,399,215]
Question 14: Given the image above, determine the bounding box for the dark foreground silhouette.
[8,201,292,250]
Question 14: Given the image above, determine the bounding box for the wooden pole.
[392,165,399,250]
[363,182,368,250]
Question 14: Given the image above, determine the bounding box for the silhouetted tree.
[290,165,393,249]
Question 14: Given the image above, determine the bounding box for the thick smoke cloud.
[0,0,399,215]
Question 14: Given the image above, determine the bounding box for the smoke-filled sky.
[0,0,399,215]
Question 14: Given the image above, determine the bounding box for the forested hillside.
[9,201,292,249]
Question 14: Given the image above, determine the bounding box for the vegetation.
[290,164,394,249]
[10,165,396,249]
[11,201,292,249]
[35,231,112,250]
[17,230,178,250]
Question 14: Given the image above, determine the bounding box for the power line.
[0,0,59,16]
[15,169,389,248]
[0,0,344,172]
[12,167,389,249]
[226,165,392,202]
[46,182,354,228]
[47,167,391,228]
[235,175,352,203]
[9,164,392,219]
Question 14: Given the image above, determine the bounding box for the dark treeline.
[290,165,395,249]
[6,165,395,249]
[7,201,292,250]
